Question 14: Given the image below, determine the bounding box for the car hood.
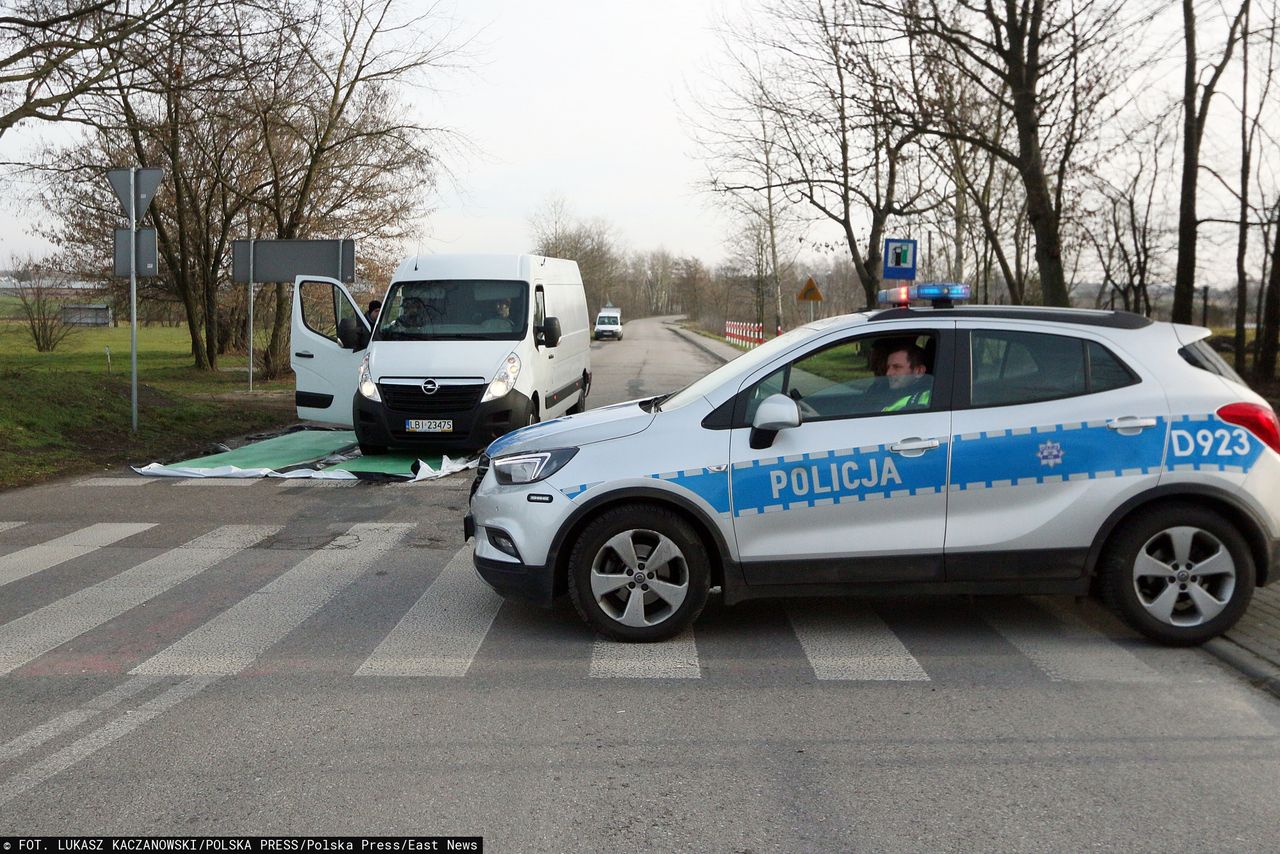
[485,398,657,457]
[368,340,513,381]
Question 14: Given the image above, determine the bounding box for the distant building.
[61,304,112,326]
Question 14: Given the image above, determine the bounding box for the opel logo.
[421,379,439,395]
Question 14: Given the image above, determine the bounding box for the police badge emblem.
[1037,440,1065,468]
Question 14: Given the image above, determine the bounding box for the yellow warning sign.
[797,277,823,302]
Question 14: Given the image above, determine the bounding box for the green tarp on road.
[170,430,357,469]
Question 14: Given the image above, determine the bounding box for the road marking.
[0,526,279,675]
[0,522,26,533]
[77,478,158,487]
[174,479,262,486]
[984,602,1164,682]
[356,543,504,677]
[0,677,161,762]
[278,479,358,488]
[590,630,701,678]
[788,605,931,681]
[0,523,155,587]
[0,676,214,807]
[131,523,414,676]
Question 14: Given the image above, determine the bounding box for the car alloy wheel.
[1132,526,1236,627]
[590,529,689,628]
[568,505,710,641]
[1102,503,1254,646]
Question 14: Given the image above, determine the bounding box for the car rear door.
[291,276,370,426]
[945,321,1169,580]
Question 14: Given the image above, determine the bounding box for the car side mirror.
[750,393,801,449]
[336,316,366,350]
[540,316,562,348]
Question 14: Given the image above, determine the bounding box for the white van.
[290,253,591,454]
[593,306,622,340]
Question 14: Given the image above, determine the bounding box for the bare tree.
[1172,0,1249,324]
[530,198,625,318]
[1086,126,1171,315]
[0,0,181,137]
[11,256,78,351]
[30,0,459,375]
[870,0,1138,307]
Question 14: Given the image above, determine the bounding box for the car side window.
[743,332,940,424]
[970,331,1136,407]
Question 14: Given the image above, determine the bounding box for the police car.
[466,285,1280,645]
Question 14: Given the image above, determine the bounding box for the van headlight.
[357,354,381,401]
[492,448,578,484]
[481,352,522,402]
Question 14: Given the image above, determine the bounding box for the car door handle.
[889,437,940,455]
[294,351,314,359]
[1107,416,1157,431]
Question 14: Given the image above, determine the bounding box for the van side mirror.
[336,316,366,350]
[750,393,801,449]
[540,316,562,348]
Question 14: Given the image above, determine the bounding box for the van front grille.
[378,382,484,416]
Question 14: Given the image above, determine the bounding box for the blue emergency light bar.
[876,282,971,308]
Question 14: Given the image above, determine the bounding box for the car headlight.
[357,353,381,401]
[492,447,578,485]
[481,352,521,402]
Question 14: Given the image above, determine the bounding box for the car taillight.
[1217,402,1280,454]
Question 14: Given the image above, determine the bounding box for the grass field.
[0,319,297,489]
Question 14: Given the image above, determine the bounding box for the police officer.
[880,343,931,411]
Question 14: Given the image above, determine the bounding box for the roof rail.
[868,306,1153,329]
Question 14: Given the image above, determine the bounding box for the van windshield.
[373,280,529,341]
[596,315,619,326]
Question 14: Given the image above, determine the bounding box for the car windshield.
[373,279,528,341]
[660,325,818,411]
[597,316,619,326]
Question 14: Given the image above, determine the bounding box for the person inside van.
[481,298,514,332]
[386,294,429,333]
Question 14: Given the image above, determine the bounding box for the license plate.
[405,419,452,432]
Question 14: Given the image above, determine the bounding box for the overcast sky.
[0,0,741,267]
[421,0,737,263]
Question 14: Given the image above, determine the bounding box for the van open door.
[291,276,371,426]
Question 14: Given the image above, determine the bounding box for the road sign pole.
[248,238,254,393]
[129,168,138,433]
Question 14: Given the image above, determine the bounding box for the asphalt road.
[2,316,1278,850]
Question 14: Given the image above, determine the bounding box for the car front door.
[290,276,371,426]
[728,323,956,585]
[945,321,1169,580]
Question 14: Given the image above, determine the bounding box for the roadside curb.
[665,323,734,365]
[1203,637,1280,700]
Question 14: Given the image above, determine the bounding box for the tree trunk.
[1010,91,1069,306]
[261,282,291,380]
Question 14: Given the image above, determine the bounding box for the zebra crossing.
[0,518,1184,686]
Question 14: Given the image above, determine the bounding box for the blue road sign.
[883,238,918,281]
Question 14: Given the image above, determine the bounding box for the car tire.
[1100,503,1254,646]
[567,505,711,642]
[358,442,387,456]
